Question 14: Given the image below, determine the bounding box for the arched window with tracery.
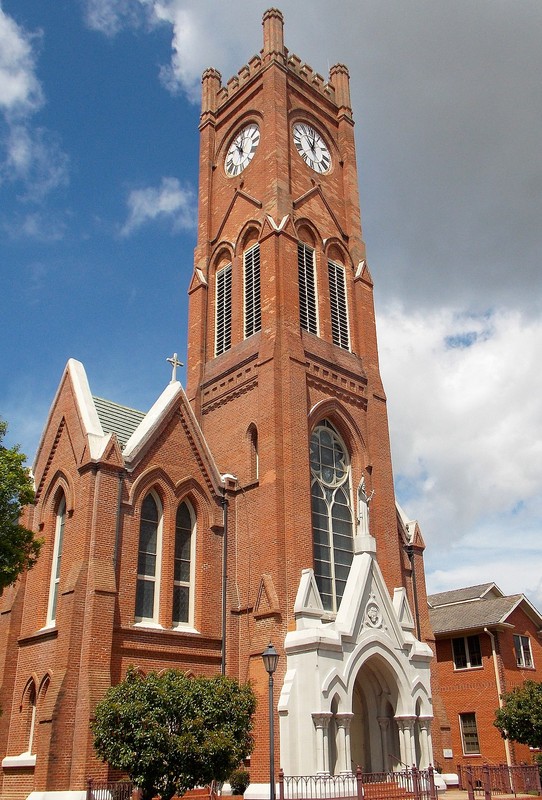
[47,494,65,626]
[173,501,195,627]
[135,492,162,623]
[310,421,354,612]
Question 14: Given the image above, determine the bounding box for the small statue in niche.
[357,476,374,536]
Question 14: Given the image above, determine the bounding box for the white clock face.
[293,122,331,173]
[225,123,260,177]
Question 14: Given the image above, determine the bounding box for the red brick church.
[0,9,443,799]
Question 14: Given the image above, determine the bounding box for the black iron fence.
[458,764,541,799]
[86,778,133,800]
[279,766,437,800]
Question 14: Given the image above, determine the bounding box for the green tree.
[0,420,41,590]
[92,667,256,800]
[494,680,542,748]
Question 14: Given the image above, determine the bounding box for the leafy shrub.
[229,769,250,795]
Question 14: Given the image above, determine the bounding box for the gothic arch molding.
[128,466,177,509]
[341,638,415,717]
[173,477,213,532]
[308,399,367,465]
[38,470,74,524]
[411,680,432,717]
[217,111,264,162]
[324,238,354,271]
[288,110,340,163]
[209,242,235,274]
[294,218,322,249]
[235,220,262,254]
[20,675,38,708]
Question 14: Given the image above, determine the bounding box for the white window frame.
[46,497,65,627]
[172,501,196,629]
[215,263,232,356]
[244,243,261,338]
[452,634,482,670]
[328,259,350,350]
[135,491,163,626]
[298,242,318,335]
[460,712,481,755]
[514,634,534,668]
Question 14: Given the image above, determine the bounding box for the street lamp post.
[262,643,279,800]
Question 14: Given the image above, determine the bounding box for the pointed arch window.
[298,242,318,335]
[135,492,162,623]
[328,260,350,350]
[248,424,259,481]
[22,680,37,756]
[215,263,232,356]
[173,501,195,626]
[310,421,354,612]
[244,243,261,338]
[46,495,65,626]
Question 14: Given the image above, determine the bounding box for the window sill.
[171,624,199,634]
[132,622,200,635]
[133,621,163,630]
[2,753,36,768]
[453,665,483,672]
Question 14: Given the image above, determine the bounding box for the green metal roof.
[92,396,146,449]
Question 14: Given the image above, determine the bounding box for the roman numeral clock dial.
[225,123,260,177]
[293,122,331,173]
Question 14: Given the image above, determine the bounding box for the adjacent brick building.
[429,583,542,771]
[0,9,442,799]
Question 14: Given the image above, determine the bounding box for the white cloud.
[3,211,66,242]
[378,304,542,606]
[0,6,43,117]
[84,0,149,38]
[4,124,69,199]
[120,176,196,236]
[0,6,69,200]
[83,0,256,102]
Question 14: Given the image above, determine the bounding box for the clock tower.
[187,8,436,782]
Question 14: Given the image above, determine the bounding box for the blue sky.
[2,0,542,605]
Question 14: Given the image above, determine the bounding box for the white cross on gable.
[166,352,183,383]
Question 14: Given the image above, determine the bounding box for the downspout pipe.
[113,469,125,573]
[220,484,229,677]
[484,627,512,767]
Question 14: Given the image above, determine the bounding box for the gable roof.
[92,396,146,449]
[428,583,542,635]
[428,583,500,608]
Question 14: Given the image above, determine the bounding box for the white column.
[396,717,415,766]
[335,713,354,773]
[312,713,333,774]
[377,716,390,772]
[417,717,432,768]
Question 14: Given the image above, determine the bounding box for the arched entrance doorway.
[349,655,401,773]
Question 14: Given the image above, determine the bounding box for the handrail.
[388,752,410,769]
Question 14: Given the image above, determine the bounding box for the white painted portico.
[278,530,434,776]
